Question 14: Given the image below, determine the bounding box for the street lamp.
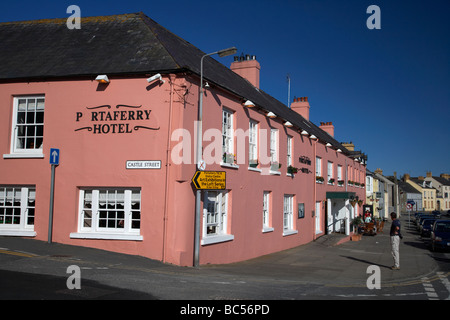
[194,46,237,267]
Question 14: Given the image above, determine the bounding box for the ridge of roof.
[0,12,362,158]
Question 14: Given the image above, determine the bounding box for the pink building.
[0,13,366,266]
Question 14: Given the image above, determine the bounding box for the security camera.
[147,73,165,84]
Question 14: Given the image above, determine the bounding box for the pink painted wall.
[0,74,366,266]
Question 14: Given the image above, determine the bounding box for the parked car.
[431,220,450,252]
[420,218,436,238]
[431,210,441,218]
[416,215,435,230]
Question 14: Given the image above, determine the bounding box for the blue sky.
[1,0,449,178]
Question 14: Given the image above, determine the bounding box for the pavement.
[0,213,449,301]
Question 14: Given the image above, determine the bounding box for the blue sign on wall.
[50,148,60,165]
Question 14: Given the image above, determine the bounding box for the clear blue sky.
[1,0,449,178]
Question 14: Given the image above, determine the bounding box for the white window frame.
[70,188,142,241]
[6,96,45,158]
[269,128,280,174]
[283,194,297,236]
[202,190,234,245]
[249,120,258,164]
[316,157,322,178]
[287,135,293,167]
[0,186,36,237]
[327,161,334,184]
[337,165,343,181]
[262,191,273,233]
[222,109,234,164]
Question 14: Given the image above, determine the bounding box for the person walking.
[390,212,402,270]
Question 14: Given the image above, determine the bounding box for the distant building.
[424,172,450,211]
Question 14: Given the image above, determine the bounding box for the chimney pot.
[290,95,310,121]
[230,55,261,88]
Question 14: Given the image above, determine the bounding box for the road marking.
[437,272,450,300]
[421,277,439,300]
[0,249,37,258]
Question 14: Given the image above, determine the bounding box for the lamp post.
[194,47,237,267]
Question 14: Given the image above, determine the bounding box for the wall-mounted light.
[310,135,317,140]
[284,121,293,127]
[95,75,110,84]
[244,100,255,108]
[301,130,309,136]
[266,112,277,118]
[337,149,342,153]
[326,143,332,147]
[147,73,165,84]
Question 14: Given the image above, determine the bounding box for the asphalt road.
[1,214,449,313]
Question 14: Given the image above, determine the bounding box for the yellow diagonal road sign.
[192,171,226,190]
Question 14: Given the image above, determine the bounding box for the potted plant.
[338,180,344,186]
[287,165,298,174]
[357,200,363,207]
[316,176,324,183]
[223,152,235,164]
[270,162,281,171]
[328,178,335,184]
[351,216,363,240]
[249,159,259,168]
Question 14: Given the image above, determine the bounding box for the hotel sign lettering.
[75,104,160,134]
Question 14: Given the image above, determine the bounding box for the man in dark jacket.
[390,212,401,270]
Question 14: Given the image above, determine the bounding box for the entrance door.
[315,201,321,233]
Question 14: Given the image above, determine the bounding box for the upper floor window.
[222,109,234,164]
[249,120,258,164]
[11,96,45,155]
[316,157,322,177]
[287,136,293,167]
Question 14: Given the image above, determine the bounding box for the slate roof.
[432,176,450,186]
[398,181,421,194]
[0,12,361,156]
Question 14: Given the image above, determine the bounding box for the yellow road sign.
[192,171,226,190]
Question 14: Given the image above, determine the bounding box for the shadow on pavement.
[0,269,157,300]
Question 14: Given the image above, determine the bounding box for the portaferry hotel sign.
[75,104,159,134]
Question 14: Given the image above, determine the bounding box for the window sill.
[248,167,262,173]
[270,170,281,175]
[282,229,298,237]
[201,234,234,246]
[3,153,44,159]
[70,232,143,241]
[0,230,36,237]
[220,162,239,169]
[262,227,274,233]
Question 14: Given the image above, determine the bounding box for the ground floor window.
[202,190,234,245]
[0,186,36,236]
[283,194,297,235]
[70,188,142,241]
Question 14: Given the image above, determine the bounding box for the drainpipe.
[313,138,317,240]
[162,74,176,263]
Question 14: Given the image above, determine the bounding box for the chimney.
[231,54,260,88]
[418,176,424,181]
[403,173,410,181]
[426,171,432,177]
[341,142,355,151]
[319,121,335,137]
[374,168,383,175]
[290,97,310,121]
